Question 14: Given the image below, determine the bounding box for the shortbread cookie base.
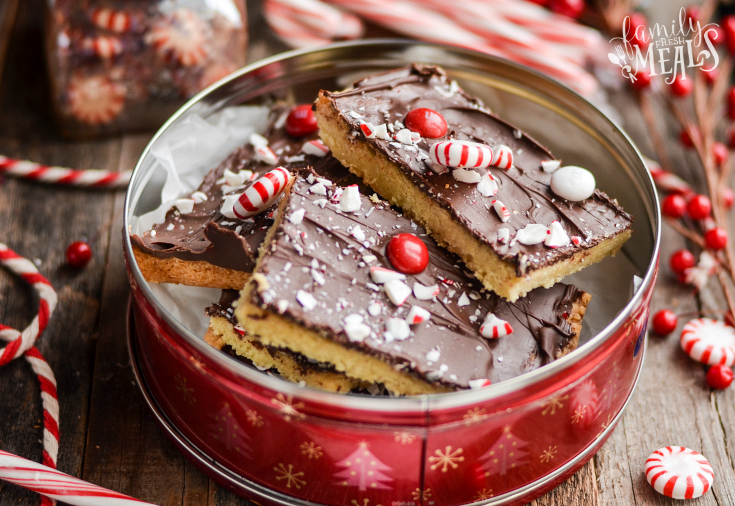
[132,246,250,290]
[206,318,358,394]
[315,95,632,301]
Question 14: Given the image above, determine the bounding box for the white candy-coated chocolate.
[550,166,596,201]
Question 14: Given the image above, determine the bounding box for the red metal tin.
[123,40,660,506]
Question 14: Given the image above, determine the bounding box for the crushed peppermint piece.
[224,168,247,187]
[468,378,492,389]
[340,185,361,212]
[349,110,364,118]
[384,279,412,306]
[480,312,513,338]
[513,129,522,139]
[492,199,511,222]
[288,208,306,225]
[303,139,329,157]
[457,293,470,307]
[516,224,549,245]
[477,173,498,196]
[351,224,366,242]
[249,132,269,147]
[545,220,571,248]
[296,290,317,311]
[453,168,482,184]
[191,191,207,204]
[255,145,277,165]
[413,282,439,300]
[368,302,382,316]
[175,198,195,214]
[344,322,371,342]
[374,124,389,139]
[286,155,306,163]
[395,128,414,144]
[313,198,328,208]
[309,182,328,195]
[360,123,376,138]
[497,228,510,244]
[311,268,326,285]
[362,254,377,264]
[541,160,561,173]
[426,347,441,362]
[370,266,406,283]
[386,318,410,341]
[343,313,364,325]
[220,194,240,219]
[276,299,289,313]
[406,305,431,324]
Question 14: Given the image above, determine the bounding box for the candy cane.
[0,244,155,506]
[264,1,334,48]
[0,450,157,506]
[264,0,363,41]
[0,156,131,189]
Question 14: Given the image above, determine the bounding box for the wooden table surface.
[2,1,735,505]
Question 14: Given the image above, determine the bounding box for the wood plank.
[532,461,599,506]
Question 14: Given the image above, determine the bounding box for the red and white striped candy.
[468,378,491,389]
[406,305,431,325]
[232,167,291,219]
[645,446,714,500]
[0,155,131,188]
[67,75,125,125]
[0,450,156,506]
[491,145,513,169]
[480,312,513,339]
[149,9,208,67]
[303,139,329,157]
[360,123,376,138]
[90,8,132,33]
[429,140,493,169]
[82,36,123,59]
[491,199,510,223]
[255,145,278,165]
[680,318,735,366]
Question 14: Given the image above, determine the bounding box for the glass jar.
[45,0,247,137]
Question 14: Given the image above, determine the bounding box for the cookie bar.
[205,290,360,393]
[314,64,632,301]
[131,105,350,289]
[235,172,591,395]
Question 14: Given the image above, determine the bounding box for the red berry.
[705,228,728,250]
[714,142,729,167]
[527,0,550,4]
[670,249,695,274]
[679,127,700,148]
[706,364,734,389]
[685,5,700,23]
[687,194,712,220]
[628,13,648,48]
[404,108,448,139]
[704,67,719,86]
[66,241,92,268]
[549,0,585,18]
[652,309,678,335]
[631,69,652,90]
[386,233,429,274]
[285,105,318,137]
[669,75,693,97]
[724,15,735,54]
[662,194,687,219]
[722,187,734,209]
[708,25,725,46]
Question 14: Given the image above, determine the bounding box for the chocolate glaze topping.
[249,173,587,389]
[131,105,353,271]
[324,65,633,275]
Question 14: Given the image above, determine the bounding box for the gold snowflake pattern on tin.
[541,394,568,416]
[429,446,465,472]
[346,499,382,506]
[300,441,323,459]
[394,431,416,445]
[463,406,488,426]
[412,488,432,502]
[474,488,494,501]
[246,409,263,427]
[571,405,587,424]
[271,393,305,421]
[274,463,306,489]
[539,446,557,463]
[174,374,196,405]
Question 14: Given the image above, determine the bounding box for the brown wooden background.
[1,0,735,504]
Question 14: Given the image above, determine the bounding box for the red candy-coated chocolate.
[405,108,448,139]
[713,142,729,166]
[631,69,652,90]
[662,194,687,219]
[687,194,712,220]
[723,187,734,209]
[285,105,318,137]
[705,228,728,250]
[549,0,585,19]
[652,309,678,336]
[706,364,733,389]
[670,249,695,274]
[669,75,692,97]
[724,15,735,54]
[66,241,92,268]
[386,233,429,274]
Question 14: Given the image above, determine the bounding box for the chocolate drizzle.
[131,104,354,271]
[323,64,633,275]
[250,173,588,388]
